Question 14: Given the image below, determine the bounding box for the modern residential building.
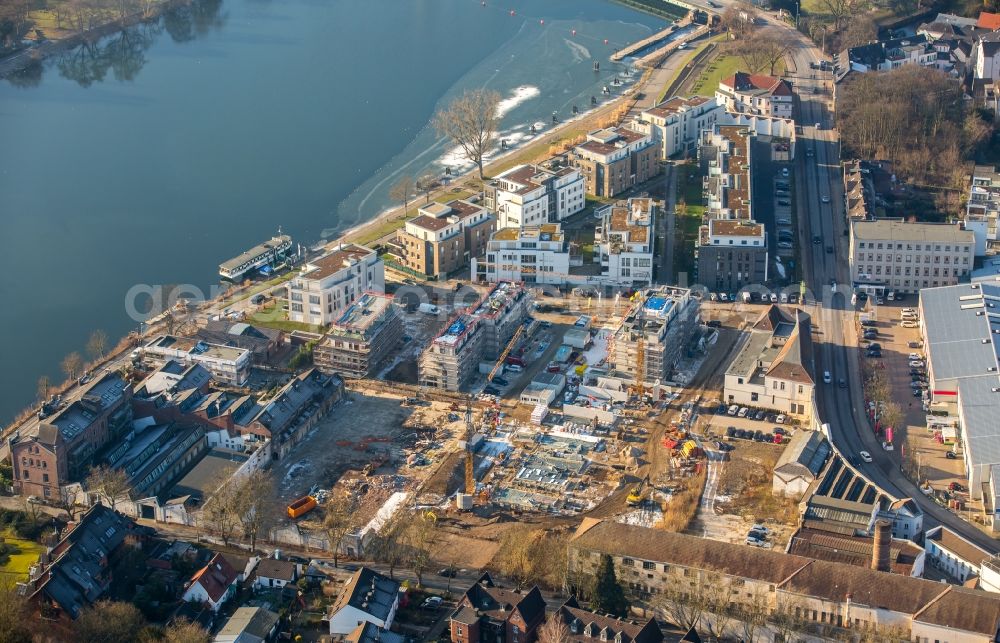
[570,126,660,197]
[483,160,585,228]
[845,34,938,72]
[567,519,1000,642]
[965,164,1000,255]
[26,504,147,620]
[699,125,753,220]
[183,552,239,612]
[418,282,530,390]
[924,525,992,585]
[696,219,768,291]
[918,282,1000,528]
[849,219,975,294]
[716,72,794,119]
[287,243,384,327]
[141,335,252,386]
[449,573,546,643]
[327,567,400,635]
[471,224,570,285]
[387,199,495,279]
[313,292,403,378]
[595,198,656,286]
[9,372,133,500]
[640,95,723,159]
[419,313,484,391]
[724,306,814,419]
[610,287,697,386]
[193,321,284,364]
[772,429,830,498]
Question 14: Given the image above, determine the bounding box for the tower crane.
[464,397,476,496]
[486,326,524,383]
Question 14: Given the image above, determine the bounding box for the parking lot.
[856,296,967,492]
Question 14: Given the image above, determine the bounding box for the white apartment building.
[971,32,1000,80]
[142,335,252,386]
[965,164,1000,255]
[849,219,975,294]
[484,161,585,228]
[288,243,384,327]
[846,34,938,72]
[701,125,753,220]
[716,72,794,119]
[471,223,570,285]
[640,95,722,159]
[596,198,655,286]
[724,306,814,419]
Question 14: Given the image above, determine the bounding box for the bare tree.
[432,89,502,179]
[389,175,416,217]
[87,329,109,361]
[76,600,146,643]
[86,465,131,511]
[0,579,31,643]
[202,477,242,547]
[841,15,877,50]
[232,469,272,551]
[162,618,211,643]
[61,352,84,381]
[733,587,770,643]
[819,0,868,30]
[370,511,407,580]
[538,615,571,643]
[733,34,793,76]
[416,173,436,204]
[36,375,51,402]
[880,401,903,436]
[403,510,438,587]
[323,491,358,567]
[769,595,806,643]
[720,3,755,39]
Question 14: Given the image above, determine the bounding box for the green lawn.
[676,162,705,217]
[673,162,707,279]
[0,530,45,581]
[658,35,728,103]
[688,54,786,96]
[249,307,323,335]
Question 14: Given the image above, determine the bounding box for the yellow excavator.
[626,477,648,506]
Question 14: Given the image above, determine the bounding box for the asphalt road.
[784,30,1000,554]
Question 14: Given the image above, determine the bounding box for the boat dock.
[219,234,293,282]
[611,18,690,62]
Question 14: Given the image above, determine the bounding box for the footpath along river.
[0,0,663,422]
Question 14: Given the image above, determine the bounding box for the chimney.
[872,520,892,572]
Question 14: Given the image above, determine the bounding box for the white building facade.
[472,224,570,285]
[288,244,384,327]
[640,95,723,159]
[484,162,585,229]
[596,198,656,286]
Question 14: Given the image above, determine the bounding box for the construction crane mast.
[487,326,524,383]
[635,333,645,400]
[464,398,476,495]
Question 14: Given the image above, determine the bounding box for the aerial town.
[3,0,1000,641]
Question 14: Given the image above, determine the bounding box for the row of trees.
[201,470,274,551]
[719,4,792,77]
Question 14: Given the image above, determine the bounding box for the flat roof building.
[387,199,495,280]
[697,219,768,292]
[850,219,975,294]
[484,159,585,228]
[610,287,697,386]
[472,223,570,285]
[964,164,1000,256]
[142,335,252,386]
[640,95,722,159]
[596,198,656,287]
[288,243,384,327]
[314,292,403,378]
[571,126,660,198]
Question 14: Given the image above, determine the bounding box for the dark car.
[438,568,458,577]
[773,427,786,435]
[766,413,777,423]
[949,482,966,492]
[778,199,791,206]
[826,245,834,254]
[706,320,723,328]
[838,378,847,389]
[860,319,877,327]
[754,410,765,421]
[945,451,958,460]
[726,426,737,438]
[736,429,749,439]
[868,343,881,351]
[492,376,509,386]
[754,430,767,442]
[483,385,501,396]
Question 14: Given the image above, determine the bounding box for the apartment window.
[43,473,49,483]
[643,561,655,570]
[623,558,635,566]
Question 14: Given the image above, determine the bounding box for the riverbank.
[0,0,188,79]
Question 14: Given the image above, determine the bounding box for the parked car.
[745,535,766,547]
[754,410,765,421]
[773,427,786,435]
[728,405,739,416]
[776,414,786,424]
[738,407,750,418]
[777,218,792,226]
[706,320,722,328]
[750,523,770,534]
[901,320,919,328]
[945,451,958,460]
[483,385,501,395]
[422,597,444,610]
[726,426,737,438]
[492,376,509,386]
[778,241,794,249]
[438,568,457,577]
[778,199,791,206]
[949,481,966,492]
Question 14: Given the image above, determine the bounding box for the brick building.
[449,573,546,643]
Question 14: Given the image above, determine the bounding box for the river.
[0,0,661,423]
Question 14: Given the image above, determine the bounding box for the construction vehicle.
[626,477,648,506]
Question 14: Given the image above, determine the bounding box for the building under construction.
[418,282,531,391]
[313,292,404,378]
[610,286,697,386]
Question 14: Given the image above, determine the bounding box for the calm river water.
[0,0,660,421]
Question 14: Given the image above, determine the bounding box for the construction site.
[244,281,770,569]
